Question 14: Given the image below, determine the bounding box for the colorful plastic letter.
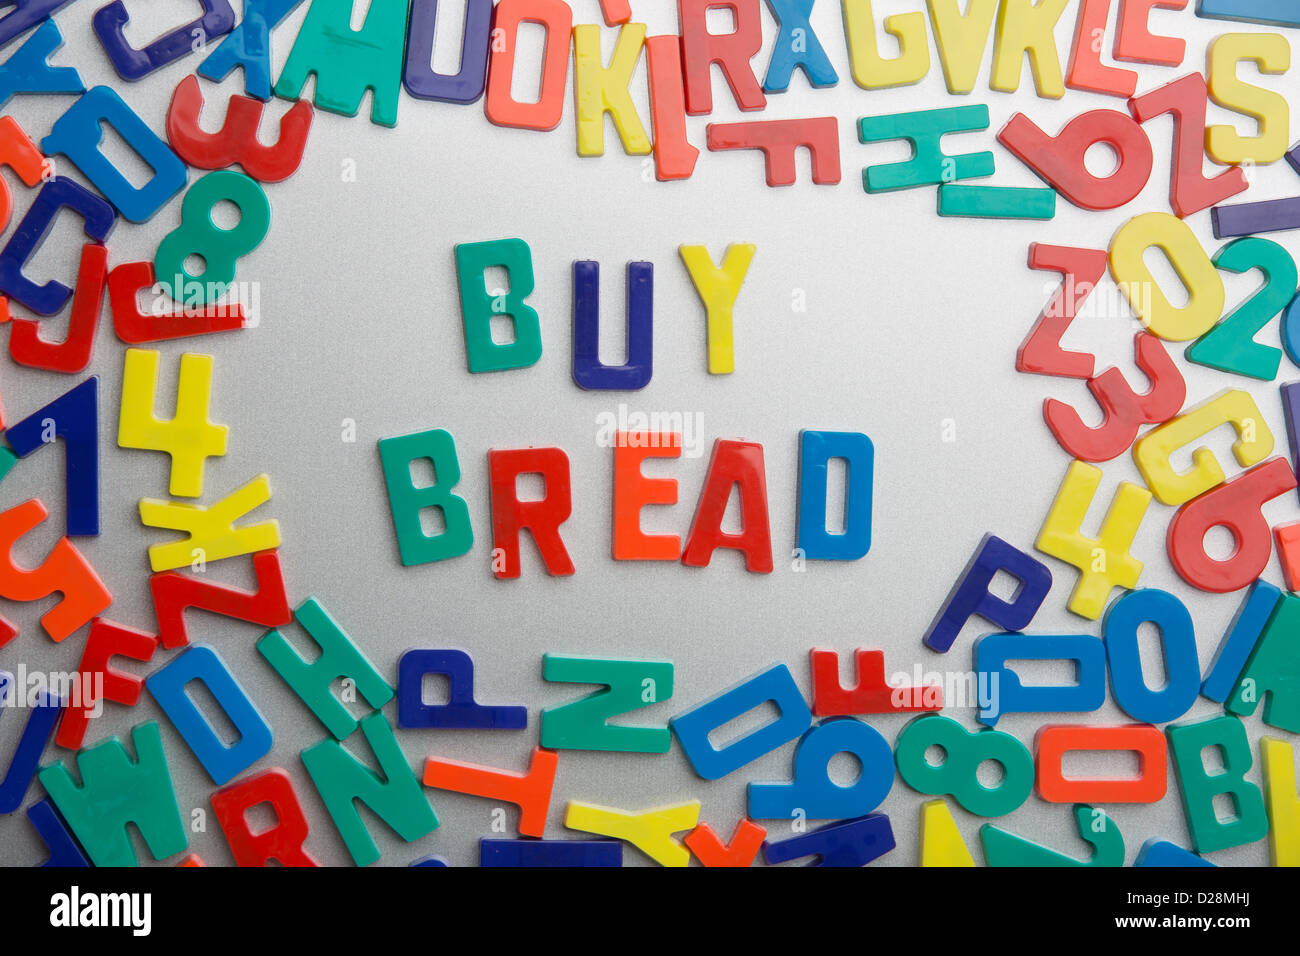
[0,176,114,316]
[684,818,766,866]
[397,648,527,729]
[1186,237,1295,381]
[1115,0,1187,65]
[894,714,1034,817]
[1260,736,1300,866]
[423,747,557,837]
[1103,588,1200,723]
[1129,74,1249,217]
[0,19,82,108]
[859,105,995,192]
[572,261,653,390]
[56,618,158,751]
[151,549,291,650]
[1168,458,1296,592]
[937,183,1057,218]
[0,676,60,813]
[38,721,187,867]
[1211,196,1300,239]
[1270,520,1300,588]
[198,0,306,100]
[378,428,474,566]
[706,117,841,186]
[300,711,437,867]
[1065,0,1137,96]
[1196,0,1300,27]
[762,813,895,866]
[671,663,811,780]
[842,0,930,90]
[139,474,281,572]
[1227,591,1300,732]
[748,717,894,820]
[565,800,699,867]
[483,0,572,131]
[166,74,312,183]
[480,838,621,867]
[796,430,872,560]
[403,0,491,103]
[573,22,650,156]
[0,499,111,643]
[680,0,766,113]
[1206,33,1291,165]
[455,238,542,372]
[1109,212,1226,340]
[1284,381,1300,501]
[1167,714,1267,853]
[93,0,235,80]
[1035,724,1168,803]
[488,447,574,578]
[6,377,98,536]
[920,799,975,866]
[923,534,1052,653]
[1216,132,1300,241]
[974,632,1106,726]
[679,243,755,374]
[682,439,773,572]
[41,86,186,223]
[1134,838,1215,866]
[108,261,245,344]
[981,805,1123,865]
[1133,389,1271,504]
[1281,370,1300,448]
[927,0,998,94]
[7,243,107,374]
[147,645,272,786]
[274,0,410,127]
[1046,336,1186,463]
[613,431,681,560]
[998,110,1153,210]
[0,1,75,50]
[645,34,699,180]
[810,648,943,714]
[258,597,393,740]
[27,798,89,867]
[598,0,632,23]
[763,0,837,92]
[1202,578,1280,702]
[117,348,228,499]
[144,172,270,305]
[211,767,318,866]
[1018,244,1104,378]
[990,0,1068,98]
[0,116,46,232]
[540,654,672,752]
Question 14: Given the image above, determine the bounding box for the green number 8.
[894,713,1033,817]
[154,170,270,307]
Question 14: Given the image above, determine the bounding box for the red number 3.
[166,74,313,184]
